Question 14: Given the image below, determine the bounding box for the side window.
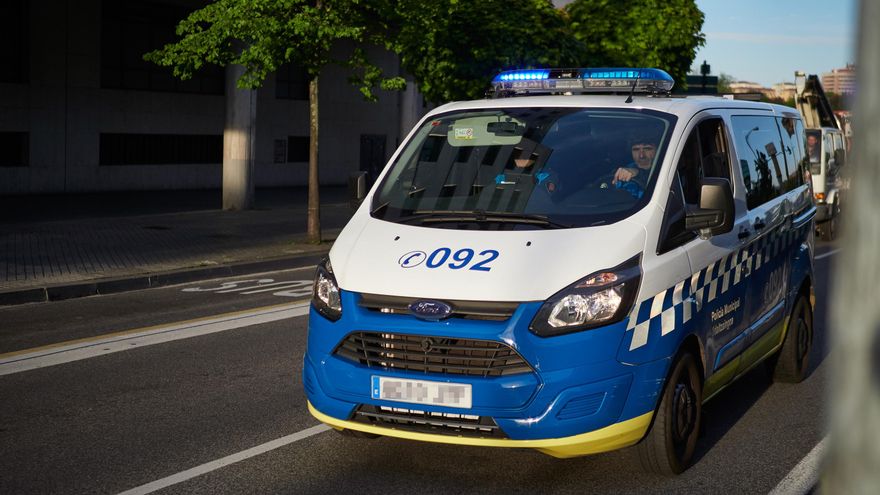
[658,117,731,253]
[824,133,834,167]
[793,119,810,185]
[775,116,805,192]
[832,133,846,167]
[731,115,786,209]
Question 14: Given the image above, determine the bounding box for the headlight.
[529,255,641,337]
[312,258,342,321]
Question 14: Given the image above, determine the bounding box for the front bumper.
[303,290,670,456]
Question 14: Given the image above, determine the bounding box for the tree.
[564,0,705,86]
[376,0,583,103]
[145,0,403,244]
[717,72,735,94]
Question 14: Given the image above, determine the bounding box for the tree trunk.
[307,74,321,244]
[222,63,257,211]
[824,0,880,492]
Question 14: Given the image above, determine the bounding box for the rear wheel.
[771,295,813,383]
[637,352,702,475]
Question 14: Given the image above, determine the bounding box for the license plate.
[371,376,472,409]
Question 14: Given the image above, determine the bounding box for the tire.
[771,295,813,383]
[818,202,838,241]
[637,352,703,475]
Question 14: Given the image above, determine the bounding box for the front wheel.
[637,352,703,475]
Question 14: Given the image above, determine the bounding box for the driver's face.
[631,143,657,169]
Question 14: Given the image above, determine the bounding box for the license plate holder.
[371,376,472,409]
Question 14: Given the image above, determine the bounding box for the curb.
[0,252,327,307]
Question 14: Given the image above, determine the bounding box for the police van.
[304,68,816,474]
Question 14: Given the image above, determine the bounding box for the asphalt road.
[0,245,839,494]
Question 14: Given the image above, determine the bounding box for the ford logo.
[408,300,453,321]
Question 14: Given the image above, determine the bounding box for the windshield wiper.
[407,210,571,229]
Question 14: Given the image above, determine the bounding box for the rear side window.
[775,116,805,192]
[731,115,786,209]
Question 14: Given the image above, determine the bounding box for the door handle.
[754,217,766,230]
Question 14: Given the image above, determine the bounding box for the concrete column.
[223,64,257,210]
[824,0,880,491]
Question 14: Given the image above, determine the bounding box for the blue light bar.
[496,70,551,82]
[490,68,674,98]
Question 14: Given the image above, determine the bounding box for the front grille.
[334,332,533,377]
[353,404,507,438]
[358,293,518,321]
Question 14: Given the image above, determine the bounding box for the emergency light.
[490,68,674,98]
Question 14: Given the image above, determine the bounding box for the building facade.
[821,64,857,95]
[0,0,424,195]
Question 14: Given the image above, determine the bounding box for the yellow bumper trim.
[308,401,652,458]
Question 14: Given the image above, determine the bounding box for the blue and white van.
[303,69,815,474]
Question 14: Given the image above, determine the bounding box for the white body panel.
[330,94,794,305]
[330,216,647,302]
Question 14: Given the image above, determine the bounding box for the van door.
[729,114,797,371]
[660,115,751,394]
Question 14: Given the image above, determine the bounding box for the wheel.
[637,352,702,475]
[818,202,838,241]
[770,294,813,383]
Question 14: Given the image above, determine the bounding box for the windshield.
[371,107,676,230]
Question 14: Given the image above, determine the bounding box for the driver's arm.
[613,167,640,184]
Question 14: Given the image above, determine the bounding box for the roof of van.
[431,95,800,120]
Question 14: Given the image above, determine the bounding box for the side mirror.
[685,178,734,237]
[349,171,367,209]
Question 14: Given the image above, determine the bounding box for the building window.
[99,133,222,165]
[0,1,28,83]
[101,1,223,94]
[276,63,309,100]
[287,136,309,162]
[0,132,29,167]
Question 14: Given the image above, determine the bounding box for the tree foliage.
[717,72,735,93]
[564,0,705,86]
[144,0,404,97]
[374,0,583,103]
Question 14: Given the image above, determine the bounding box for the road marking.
[0,302,309,376]
[815,248,841,260]
[182,278,313,298]
[769,436,828,495]
[118,424,331,495]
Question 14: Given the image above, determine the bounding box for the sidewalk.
[0,187,353,305]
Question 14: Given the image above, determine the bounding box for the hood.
[330,217,647,302]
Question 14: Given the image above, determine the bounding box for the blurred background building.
[0,0,424,195]
[822,64,857,95]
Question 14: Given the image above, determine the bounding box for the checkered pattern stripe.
[626,222,808,351]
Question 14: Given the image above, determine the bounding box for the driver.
[594,132,659,198]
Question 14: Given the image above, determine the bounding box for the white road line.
[769,436,828,495]
[815,248,841,260]
[216,280,293,293]
[0,303,309,376]
[240,281,312,295]
[118,424,331,495]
